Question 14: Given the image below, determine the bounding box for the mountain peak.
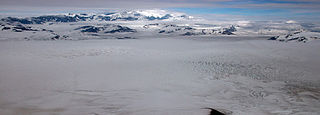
[97,9,193,21]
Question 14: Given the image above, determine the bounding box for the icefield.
[0,9,320,115]
[0,38,320,115]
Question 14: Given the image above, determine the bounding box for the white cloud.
[286,20,298,24]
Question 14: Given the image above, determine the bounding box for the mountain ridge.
[1,9,194,25]
[1,9,320,42]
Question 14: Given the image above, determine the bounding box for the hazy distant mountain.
[143,23,236,35]
[269,31,320,42]
[0,9,193,25]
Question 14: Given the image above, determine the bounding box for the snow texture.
[0,38,320,115]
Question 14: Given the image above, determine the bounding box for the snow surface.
[0,38,320,115]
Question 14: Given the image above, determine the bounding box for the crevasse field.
[0,37,319,115]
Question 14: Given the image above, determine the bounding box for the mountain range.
[0,9,319,42]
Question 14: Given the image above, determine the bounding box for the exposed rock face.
[1,15,81,24]
[1,24,39,32]
[220,25,236,35]
[74,24,136,33]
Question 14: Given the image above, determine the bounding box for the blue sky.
[170,8,288,16]
[166,0,320,21]
[0,0,319,21]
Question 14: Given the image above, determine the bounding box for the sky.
[0,0,320,21]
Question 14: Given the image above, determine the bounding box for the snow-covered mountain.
[0,9,240,40]
[143,23,236,35]
[269,31,320,42]
[88,9,194,21]
[0,9,193,24]
[1,9,320,41]
[0,21,139,40]
[74,24,136,33]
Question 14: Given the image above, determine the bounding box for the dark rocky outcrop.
[104,25,136,33]
[75,24,136,34]
[1,24,39,32]
[268,36,279,40]
[1,15,80,24]
[2,27,11,30]
[117,37,136,39]
[220,25,236,35]
[203,108,226,115]
[269,31,320,42]
[145,14,172,20]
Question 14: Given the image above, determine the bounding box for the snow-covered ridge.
[67,9,193,21]
[2,9,320,41]
[0,9,193,24]
[74,24,136,33]
[143,23,237,35]
[269,31,320,42]
[0,9,239,41]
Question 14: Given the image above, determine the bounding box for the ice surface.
[0,38,319,115]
